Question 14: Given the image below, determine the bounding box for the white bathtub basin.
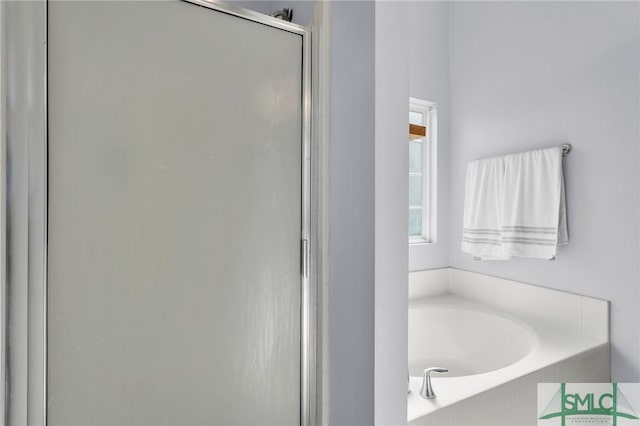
[407,293,609,424]
[407,270,610,425]
[408,305,535,377]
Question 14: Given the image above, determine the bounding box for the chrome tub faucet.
[419,367,448,399]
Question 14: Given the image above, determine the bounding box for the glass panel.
[409,111,424,125]
[409,209,422,237]
[409,175,422,207]
[48,2,302,425]
[409,141,422,173]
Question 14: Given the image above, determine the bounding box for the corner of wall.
[374,1,409,424]
[328,2,375,425]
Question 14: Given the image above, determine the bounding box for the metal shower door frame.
[2,1,315,425]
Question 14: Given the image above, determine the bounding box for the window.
[409,98,437,244]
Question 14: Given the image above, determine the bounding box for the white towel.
[501,146,567,259]
[461,157,506,259]
[461,146,568,260]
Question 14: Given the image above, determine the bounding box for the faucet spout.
[419,367,448,399]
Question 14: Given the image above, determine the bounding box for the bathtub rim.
[407,293,610,423]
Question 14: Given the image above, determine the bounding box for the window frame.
[409,97,437,245]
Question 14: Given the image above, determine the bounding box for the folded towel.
[461,157,506,259]
[461,146,568,260]
[501,146,567,259]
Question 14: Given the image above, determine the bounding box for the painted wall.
[329,2,375,425]
[375,1,408,425]
[408,1,451,272]
[448,1,640,381]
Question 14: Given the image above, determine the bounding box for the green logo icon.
[539,383,638,425]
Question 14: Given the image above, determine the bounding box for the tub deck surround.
[408,269,610,425]
[410,268,609,342]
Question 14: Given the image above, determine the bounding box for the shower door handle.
[301,239,309,277]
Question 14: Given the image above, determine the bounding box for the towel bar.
[476,144,572,161]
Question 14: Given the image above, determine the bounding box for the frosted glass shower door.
[47,1,304,425]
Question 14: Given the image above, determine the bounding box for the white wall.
[408,1,451,272]
[328,2,375,425]
[375,1,408,425]
[448,1,640,381]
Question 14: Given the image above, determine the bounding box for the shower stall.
[2,1,315,424]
